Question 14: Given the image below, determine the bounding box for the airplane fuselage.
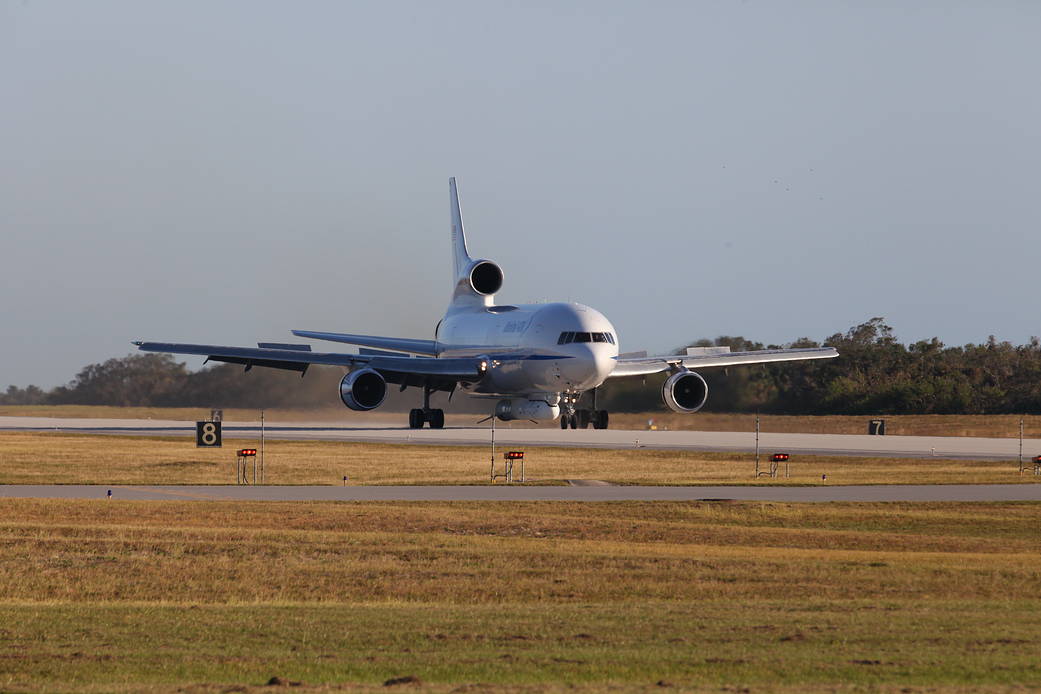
[437,301,619,397]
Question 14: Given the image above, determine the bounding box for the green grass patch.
[0,499,1040,691]
[3,601,1040,692]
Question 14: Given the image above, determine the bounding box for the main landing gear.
[409,408,444,429]
[408,383,445,429]
[559,389,610,430]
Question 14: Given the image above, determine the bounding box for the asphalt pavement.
[3,415,1039,460]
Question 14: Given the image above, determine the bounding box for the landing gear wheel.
[408,408,424,429]
[569,413,578,429]
[577,409,591,429]
[428,409,445,429]
[593,410,610,430]
[560,415,569,430]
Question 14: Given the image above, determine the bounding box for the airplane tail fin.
[450,177,473,281]
[447,177,502,308]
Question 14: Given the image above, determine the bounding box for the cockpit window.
[559,331,615,345]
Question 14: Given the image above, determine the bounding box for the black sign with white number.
[196,421,222,448]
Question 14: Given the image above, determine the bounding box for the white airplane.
[136,178,837,429]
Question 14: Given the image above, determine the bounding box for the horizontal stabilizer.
[292,330,438,356]
[360,348,411,358]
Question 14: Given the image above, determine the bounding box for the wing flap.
[610,347,838,378]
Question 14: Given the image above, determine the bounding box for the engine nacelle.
[339,369,387,411]
[495,398,560,422]
[468,259,503,296]
[662,370,709,413]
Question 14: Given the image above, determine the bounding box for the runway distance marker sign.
[196,421,222,448]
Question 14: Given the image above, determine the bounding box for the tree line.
[4,318,1041,414]
[599,317,1041,415]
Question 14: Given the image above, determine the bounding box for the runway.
[2,483,1040,502]
[3,415,1040,460]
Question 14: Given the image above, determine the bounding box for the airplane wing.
[291,330,438,356]
[132,341,486,387]
[609,346,838,378]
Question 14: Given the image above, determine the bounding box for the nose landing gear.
[558,390,610,430]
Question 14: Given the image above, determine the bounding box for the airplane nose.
[564,344,614,388]
[594,349,615,381]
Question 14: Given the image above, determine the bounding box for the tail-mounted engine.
[662,370,709,413]
[340,368,387,411]
[468,260,503,296]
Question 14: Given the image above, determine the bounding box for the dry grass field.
[1,431,1037,486]
[609,412,1041,438]
[4,412,1041,691]
[4,405,1041,439]
[0,499,1040,692]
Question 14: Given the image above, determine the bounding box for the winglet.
[450,177,473,281]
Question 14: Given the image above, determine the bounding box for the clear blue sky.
[3,1,1039,388]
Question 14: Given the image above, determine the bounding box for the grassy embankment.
[1,431,1038,485]
[4,404,1041,438]
[0,499,1040,692]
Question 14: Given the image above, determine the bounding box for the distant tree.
[48,354,189,406]
[0,384,47,405]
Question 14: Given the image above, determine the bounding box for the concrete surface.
[3,415,1040,460]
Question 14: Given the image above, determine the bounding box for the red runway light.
[770,453,790,462]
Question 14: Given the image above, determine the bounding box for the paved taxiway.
[3,415,1039,460]
[2,483,1040,502]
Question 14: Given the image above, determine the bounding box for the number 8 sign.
[196,421,222,448]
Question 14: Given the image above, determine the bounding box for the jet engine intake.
[495,398,560,422]
[662,370,709,413]
[340,369,387,411]
[469,260,503,296]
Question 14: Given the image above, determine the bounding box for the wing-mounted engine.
[662,370,709,413]
[340,368,387,411]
